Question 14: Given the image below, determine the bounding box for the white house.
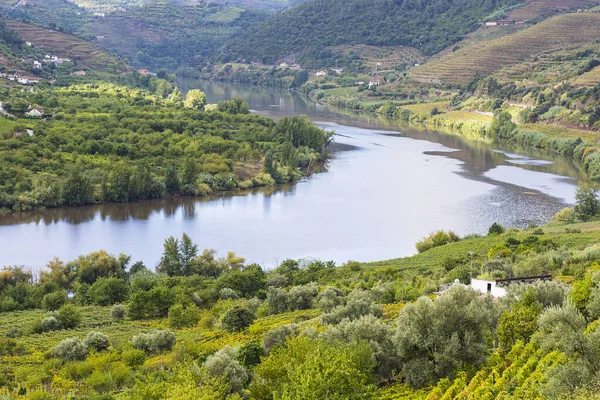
[470,279,507,297]
[315,70,327,77]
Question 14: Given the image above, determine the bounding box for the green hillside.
[228,0,524,65]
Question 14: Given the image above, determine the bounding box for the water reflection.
[0,81,586,268]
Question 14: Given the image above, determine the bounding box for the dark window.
[487,283,492,293]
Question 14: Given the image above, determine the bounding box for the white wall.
[470,279,507,297]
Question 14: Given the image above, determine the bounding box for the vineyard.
[411,13,600,85]
[5,20,127,73]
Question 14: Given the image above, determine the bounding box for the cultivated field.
[411,13,600,85]
[5,21,127,73]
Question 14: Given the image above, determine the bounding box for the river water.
[0,81,586,269]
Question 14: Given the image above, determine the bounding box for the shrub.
[87,277,129,306]
[122,348,146,368]
[85,371,116,393]
[488,245,512,259]
[416,230,460,253]
[263,324,298,353]
[42,291,67,311]
[575,183,599,220]
[168,304,200,329]
[131,330,176,354]
[238,341,266,368]
[321,289,383,325]
[57,304,82,329]
[317,286,345,312]
[488,222,505,235]
[221,306,255,332]
[266,287,288,314]
[287,282,318,311]
[111,304,126,320]
[204,346,248,394]
[52,337,88,361]
[84,332,110,352]
[41,313,63,332]
[219,288,240,300]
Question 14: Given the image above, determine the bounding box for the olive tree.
[204,346,248,394]
[394,285,497,388]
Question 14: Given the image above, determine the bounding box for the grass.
[365,221,600,271]
[400,101,449,114]
[522,123,599,142]
[412,13,600,85]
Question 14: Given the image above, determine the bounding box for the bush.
[238,341,266,368]
[52,337,88,361]
[488,222,505,235]
[131,330,176,354]
[41,313,63,332]
[168,304,200,329]
[263,324,298,353]
[416,230,460,253]
[317,286,345,312]
[57,304,82,329]
[286,282,318,311]
[111,304,126,320]
[552,207,578,224]
[87,278,129,306]
[204,346,248,394]
[84,332,110,352]
[42,291,67,311]
[575,183,599,220]
[122,348,146,368]
[321,289,383,325]
[221,306,255,332]
[266,287,288,314]
[219,288,240,300]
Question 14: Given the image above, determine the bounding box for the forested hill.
[228,0,524,65]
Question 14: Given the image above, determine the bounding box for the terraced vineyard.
[412,12,600,85]
[507,0,600,21]
[5,20,127,73]
[425,341,566,399]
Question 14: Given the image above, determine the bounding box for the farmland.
[411,12,600,85]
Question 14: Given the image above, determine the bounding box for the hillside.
[5,20,127,73]
[227,0,524,65]
[2,217,600,398]
[411,12,600,85]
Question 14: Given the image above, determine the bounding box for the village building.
[470,279,507,297]
[315,70,327,77]
[73,70,87,76]
[26,106,44,118]
[33,61,42,69]
[330,68,343,74]
[137,68,152,76]
[485,19,516,26]
[369,77,381,88]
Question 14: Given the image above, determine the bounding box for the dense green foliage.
[229,0,523,65]
[2,219,600,397]
[0,83,331,211]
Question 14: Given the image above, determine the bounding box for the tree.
[575,182,599,220]
[57,304,82,329]
[321,289,383,325]
[320,314,400,381]
[184,89,207,110]
[157,236,182,276]
[131,330,176,354]
[204,346,248,394]
[263,324,298,353]
[238,341,266,368]
[497,289,542,349]
[168,304,200,328]
[84,331,110,352]
[250,336,375,400]
[221,306,255,332]
[394,285,496,388]
[487,222,505,236]
[87,277,129,306]
[62,166,94,206]
[52,337,87,361]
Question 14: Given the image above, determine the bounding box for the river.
[0,81,586,269]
